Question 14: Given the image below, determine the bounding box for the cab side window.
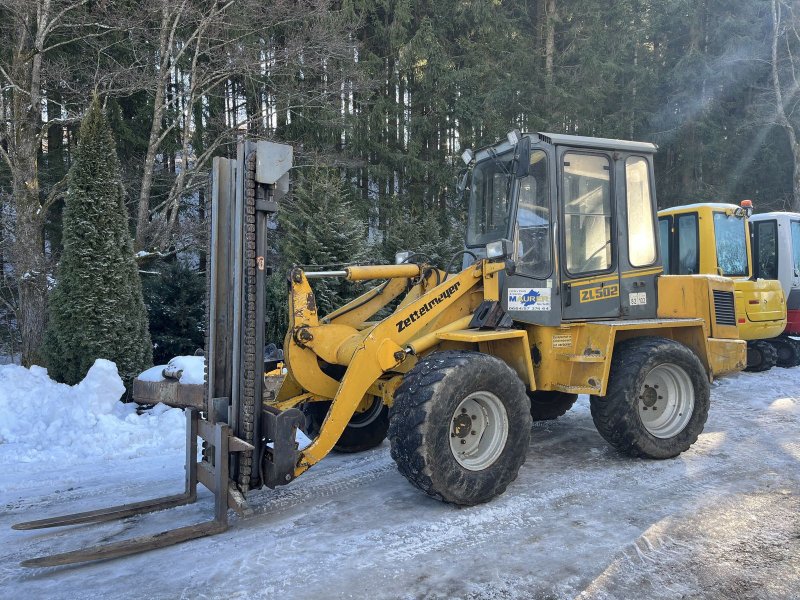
[754,220,778,280]
[516,150,551,277]
[676,213,699,275]
[625,157,657,267]
[658,217,671,273]
[791,221,800,276]
[563,153,612,274]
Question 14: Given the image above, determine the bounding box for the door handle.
[564,283,572,307]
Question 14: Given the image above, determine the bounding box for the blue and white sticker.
[508,287,551,311]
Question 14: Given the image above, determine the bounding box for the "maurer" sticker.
[508,288,551,311]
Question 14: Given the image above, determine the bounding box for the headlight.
[506,129,521,146]
[485,239,512,259]
[461,149,474,165]
[395,251,412,264]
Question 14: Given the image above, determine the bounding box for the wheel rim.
[449,391,509,471]
[348,396,384,428]
[637,363,695,439]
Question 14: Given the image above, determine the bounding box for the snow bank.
[137,355,205,384]
[0,359,185,469]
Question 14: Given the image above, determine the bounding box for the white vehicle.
[749,211,800,339]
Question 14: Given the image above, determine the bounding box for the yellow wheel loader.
[658,202,789,371]
[14,134,746,567]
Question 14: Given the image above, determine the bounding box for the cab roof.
[472,132,657,163]
[658,202,740,216]
[750,211,800,220]
[533,132,658,154]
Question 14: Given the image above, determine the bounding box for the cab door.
[505,148,561,326]
[559,150,621,319]
[789,220,800,319]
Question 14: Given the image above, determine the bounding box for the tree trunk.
[770,0,800,212]
[10,10,47,366]
[135,2,173,251]
[545,0,556,80]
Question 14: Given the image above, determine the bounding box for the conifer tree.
[43,98,152,387]
[264,168,371,344]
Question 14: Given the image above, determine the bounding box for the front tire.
[590,337,710,459]
[302,397,389,453]
[388,350,532,506]
[527,390,578,421]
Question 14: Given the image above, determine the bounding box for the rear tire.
[302,397,389,453]
[590,337,709,459]
[388,350,531,506]
[745,339,778,372]
[527,390,578,421]
[768,336,800,368]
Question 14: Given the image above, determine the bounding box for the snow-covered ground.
[0,363,798,599]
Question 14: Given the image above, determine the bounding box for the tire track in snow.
[243,448,395,516]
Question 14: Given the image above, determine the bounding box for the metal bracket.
[469,300,514,329]
[260,407,305,488]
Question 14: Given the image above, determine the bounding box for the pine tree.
[264,168,371,344]
[43,98,152,387]
[141,260,205,365]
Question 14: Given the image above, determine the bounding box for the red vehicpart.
[787,309,800,336]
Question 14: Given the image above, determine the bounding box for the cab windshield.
[713,212,748,277]
[466,151,514,247]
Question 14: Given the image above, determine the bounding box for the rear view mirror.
[456,171,468,195]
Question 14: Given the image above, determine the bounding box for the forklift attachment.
[12,409,257,567]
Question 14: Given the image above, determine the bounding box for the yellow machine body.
[269,258,745,477]
[658,203,786,341]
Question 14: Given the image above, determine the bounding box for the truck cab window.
[466,152,514,247]
[713,212,748,277]
[755,220,778,280]
[676,213,699,275]
[658,218,671,273]
[791,221,800,276]
[625,157,656,267]
[563,153,612,274]
[515,150,551,277]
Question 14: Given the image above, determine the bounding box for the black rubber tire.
[768,336,800,368]
[388,350,532,506]
[302,397,389,453]
[745,339,778,372]
[589,337,710,459]
[527,390,578,421]
[788,337,800,366]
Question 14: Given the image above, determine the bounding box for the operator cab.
[462,132,661,325]
[750,211,800,335]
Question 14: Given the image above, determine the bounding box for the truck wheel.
[768,336,800,368]
[590,337,709,459]
[745,340,778,372]
[388,350,532,506]
[302,397,389,453]
[527,390,578,421]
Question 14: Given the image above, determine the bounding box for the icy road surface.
[1,369,799,599]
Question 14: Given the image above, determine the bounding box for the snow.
[0,360,185,472]
[1,365,799,599]
[136,355,205,384]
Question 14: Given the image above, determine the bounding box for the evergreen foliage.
[43,99,152,386]
[141,261,205,365]
[265,168,371,344]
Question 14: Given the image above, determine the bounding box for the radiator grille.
[713,290,736,326]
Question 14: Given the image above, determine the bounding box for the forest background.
[3,0,800,370]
